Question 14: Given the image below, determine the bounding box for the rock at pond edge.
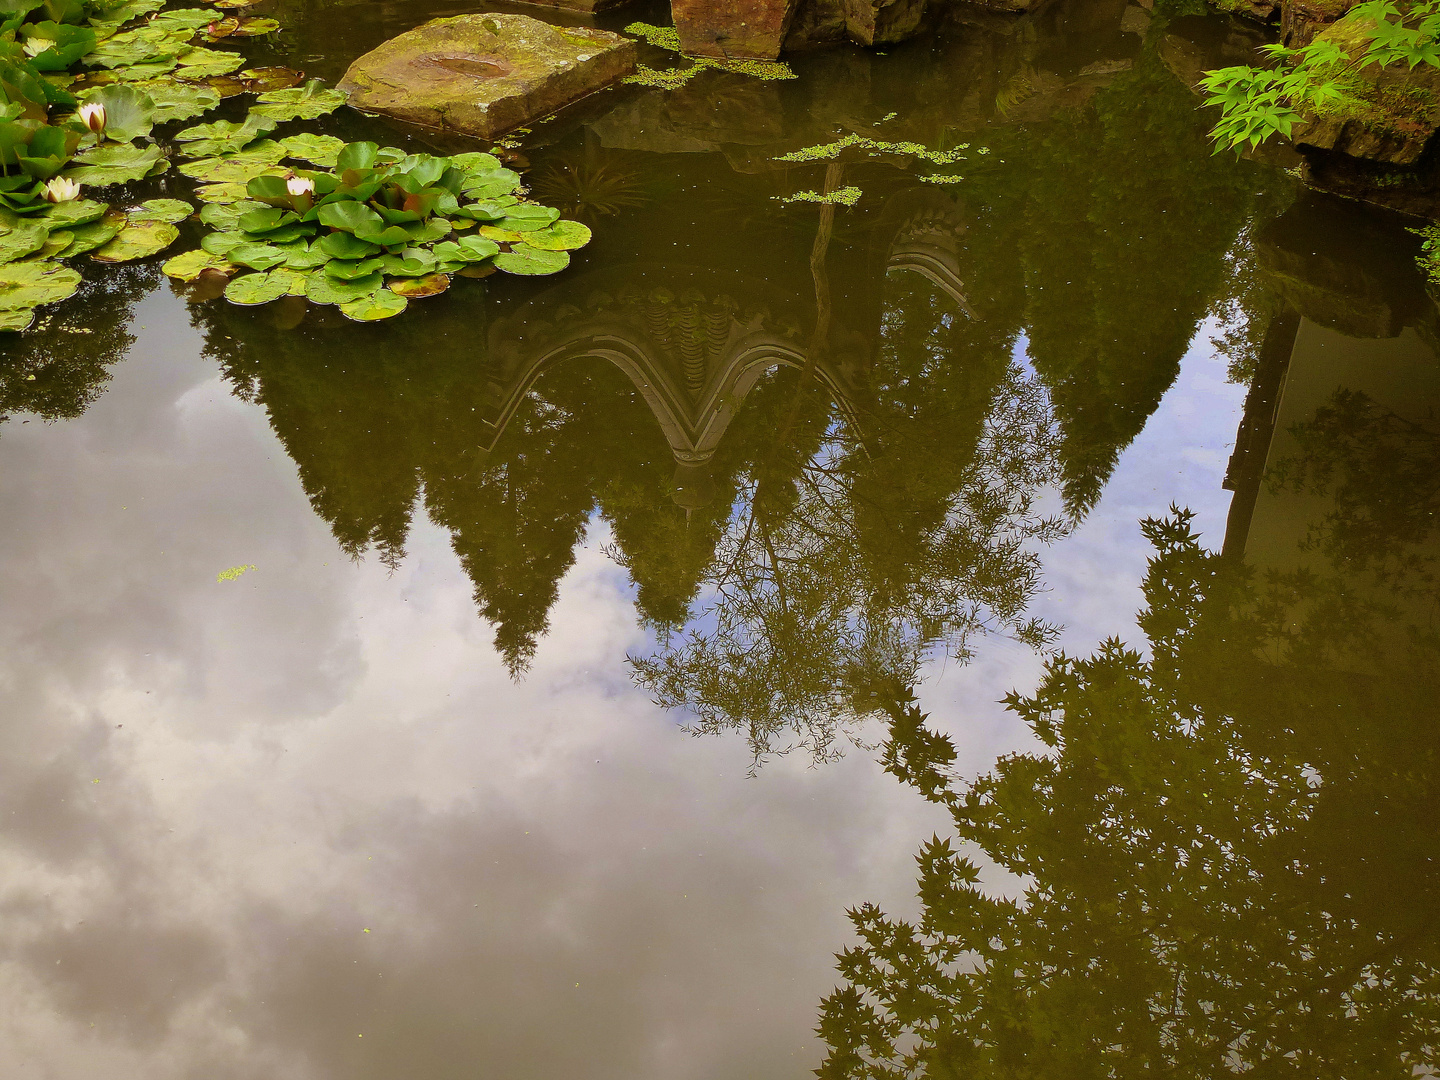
[337,14,637,140]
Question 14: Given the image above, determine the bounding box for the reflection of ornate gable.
[481,267,868,471]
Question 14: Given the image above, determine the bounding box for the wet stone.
[337,14,637,140]
[673,0,800,60]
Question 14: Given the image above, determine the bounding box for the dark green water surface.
[2,0,1439,1076]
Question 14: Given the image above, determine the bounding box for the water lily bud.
[44,177,81,203]
[77,103,107,135]
[286,175,315,197]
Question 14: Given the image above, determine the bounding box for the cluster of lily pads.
[0,0,315,329]
[164,138,591,321]
[0,0,592,330]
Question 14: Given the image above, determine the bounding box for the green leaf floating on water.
[496,204,559,232]
[78,83,156,142]
[0,220,48,264]
[388,272,447,298]
[317,230,378,260]
[40,229,73,257]
[174,46,245,79]
[0,259,80,310]
[226,241,287,270]
[60,211,124,256]
[340,288,406,322]
[91,219,179,262]
[179,153,283,184]
[199,199,265,230]
[151,7,222,30]
[87,26,193,69]
[250,79,346,121]
[135,78,221,123]
[130,198,193,224]
[37,198,107,230]
[305,270,381,305]
[64,142,166,185]
[194,182,252,204]
[201,231,244,256]
[494,246,570,276]
[278,240,328,269]
[162,247,233,280]
[175,114,276,157]
[520,220,590,251]
[461,170,521,199]
[224,269,291,305]
[0,307,35,331]
[324,255,383,280]
[278,132,344,168]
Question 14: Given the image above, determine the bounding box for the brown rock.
[1280,0,1349,46]
[672,0,800,60]
[843,0,927,46]
[337,14,636,140]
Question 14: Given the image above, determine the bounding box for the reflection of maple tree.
[818,510,1440,1077]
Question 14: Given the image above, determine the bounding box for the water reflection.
[816,224,1440,1074]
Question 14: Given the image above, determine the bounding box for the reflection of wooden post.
[1221,307,1299,558]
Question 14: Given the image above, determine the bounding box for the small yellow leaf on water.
[363,928,370,933]
[217,564,256,583]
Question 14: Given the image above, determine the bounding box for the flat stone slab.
[338,14,636,140]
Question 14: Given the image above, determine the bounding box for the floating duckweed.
[776,134,968,164]
[217,564,256,583]
[622,23,796,86]
[920,175,965,184]
[778,186,863,207]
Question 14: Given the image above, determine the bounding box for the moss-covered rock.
[337,14,636,140]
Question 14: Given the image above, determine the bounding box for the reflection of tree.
[0,264,156,426]
[631,271,1068,764]
[1269,388,1440,598]
[816,509,1440,1076]
[1018,51,1264,512]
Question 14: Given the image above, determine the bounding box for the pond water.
[2,0,1439,1075]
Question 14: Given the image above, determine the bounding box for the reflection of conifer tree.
[1020,49,1263,512]
[817,509,1440,1076]
[0,264,156,426]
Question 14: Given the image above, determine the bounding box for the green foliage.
[1201,0,1440,152]
[167,140,588,320]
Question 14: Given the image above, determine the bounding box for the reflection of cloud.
[0,295,956,1079]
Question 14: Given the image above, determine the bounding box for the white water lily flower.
[44,177,81,203]
[77,102,106,134]
[286,175,315,197]
[22,37,55,57]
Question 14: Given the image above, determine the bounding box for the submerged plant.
[165,140,590,321]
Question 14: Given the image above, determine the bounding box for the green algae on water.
[778,186,862,207]
[775,134,969,164]
[622,23,796,87]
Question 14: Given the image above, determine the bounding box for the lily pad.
[136,77,221,122]
[87,26,193,69]
[36,198,107,230]
[91,219,179,262]
[60,211,124,255]
[305,270,381,305]
[130,198,193,224]
[278,132,344,168]
[151,8,223,30]
[317,231,379,260]
[498,204,560,232]
[175,114,276,156]
[201,231,245,255]
[324,255,383,280]
[462,170,521,199]
[174,46,245,78]
[388,273,448,299]
[523,219,591,251]
[39,230,72,257]
[194,181,251,203]
[64,142,166,185]
[278,240,328,269]
[494,246,570,276]
[478,225,523,243]
[226,16,279,36]
[225,241,287,270]
[179,154,283,184]
[0,308,35,331]
[340,288,407,321]
[0,220,48,264]
[380,249,438,276]
[163,247,234,280]
[250,79,346,122]
[199,198,265,229]
[224,269,290,305]
[0,260,80,310]
[79,83,156,141]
